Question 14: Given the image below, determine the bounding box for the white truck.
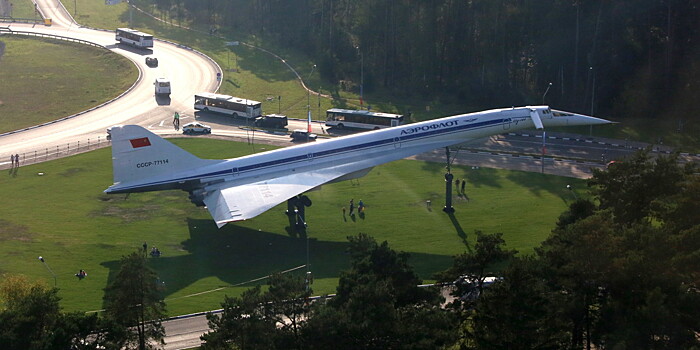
[154,78,171,96]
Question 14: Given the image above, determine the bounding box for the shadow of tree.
[505,171,584,201]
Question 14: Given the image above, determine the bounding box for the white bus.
[325,108,404,130]
[115,28,154,49]
[194,92,262,119]
[154,78,171,96]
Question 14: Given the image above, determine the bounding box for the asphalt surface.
[0,0,220,163]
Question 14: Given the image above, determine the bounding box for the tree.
[588,150,690,224]
[201,286,276,350]
[201,272,312,350]
[264,272,312,349]
[103,251,166,350]
[334,233,436,308]
[435,230,516,309]
[466,257,569,350]
[303,233,458,349]
[0,274,102,350]
[537,151,700,349]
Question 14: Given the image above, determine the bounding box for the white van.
[154,78,171,96]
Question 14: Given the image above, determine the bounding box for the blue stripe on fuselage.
[111,117,505,192]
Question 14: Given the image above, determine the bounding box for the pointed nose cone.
[571,113,612,126]
[550,109,613,126]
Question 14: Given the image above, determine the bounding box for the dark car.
[254,114,288,129]
[290,129,317,142]
[145,57,158,67]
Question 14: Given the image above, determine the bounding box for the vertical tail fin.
[108,125,219,189]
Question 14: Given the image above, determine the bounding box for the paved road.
[0,0,220,162]
[161,313,215,350]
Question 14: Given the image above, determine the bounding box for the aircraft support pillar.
[444,172,455,213]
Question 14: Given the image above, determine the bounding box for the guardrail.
[0,17,43,24]
[1,136,111,171]
[0,29,107,49]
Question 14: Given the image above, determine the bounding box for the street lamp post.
[307,64,316,114]
[589,67,596,136]
[356,46,363,109]
[542,82,552,105]
[566,184,578,200]
[541,131,547,173]
[305,233,310,291]
[38,256,57,287]
[225,41,239,72]
[306,64,316,138]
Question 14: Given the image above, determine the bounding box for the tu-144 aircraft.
[105,106,610,227]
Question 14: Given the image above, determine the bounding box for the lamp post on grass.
[566,184,578,200]
[306,64,316,115]
[306,64,316,138]
[225,41,240,72]
[38,256,57,287]
[355,46,364,109]
[542,82,552,105]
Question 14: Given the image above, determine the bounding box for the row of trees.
[2,150,698,348]
[0,252,166,350]
[200,150,699,349]
[142,0,699,118]
[202,233,459,349]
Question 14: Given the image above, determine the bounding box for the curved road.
[0,0,220,160]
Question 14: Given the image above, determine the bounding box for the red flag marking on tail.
[130,137,151,148]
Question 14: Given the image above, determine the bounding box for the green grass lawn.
[0,138,586,316]
[0,36,136,133]
[4,0,37,19]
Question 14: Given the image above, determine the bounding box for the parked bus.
[115,28,153,49]
[194,92,262,119]
[325,108,404,130]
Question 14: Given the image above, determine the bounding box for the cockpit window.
[552,109,573,117]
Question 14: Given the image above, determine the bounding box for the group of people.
[143,241,162,257]
[150,247,162,257]
[9,154,20,168]
[75,269,87,280]
[455,178,470,201]
[346,198,365,216]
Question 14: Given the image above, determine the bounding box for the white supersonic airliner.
[105,106,610,227]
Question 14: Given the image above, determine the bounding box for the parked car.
[454,275,502,301]
[182,122,212,135]
[290,129,317,141]
[254,114,288,129]
[145,56,158,67]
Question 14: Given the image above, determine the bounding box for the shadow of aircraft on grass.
[100,219,454,306]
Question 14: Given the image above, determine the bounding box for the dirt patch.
[95,204,163,223]
[0,219,33,242]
